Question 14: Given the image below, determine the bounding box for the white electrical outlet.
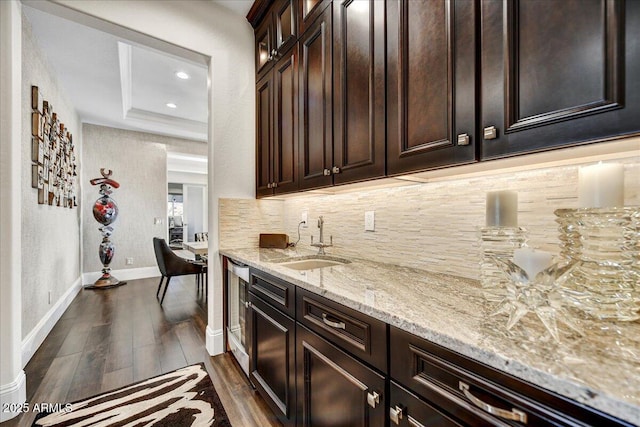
[301,211,308,227]
[126,257,134,265]
[154,217,162,225]
[365,211,375,231]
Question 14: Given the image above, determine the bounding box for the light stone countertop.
[220,247,640,425]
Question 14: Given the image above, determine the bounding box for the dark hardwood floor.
[1,276,281,427]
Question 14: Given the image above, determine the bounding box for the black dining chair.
[153,237,203,304]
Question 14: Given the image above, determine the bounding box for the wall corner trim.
[206,326,224,356]
[21,276,82,367]
[0,370,26,422]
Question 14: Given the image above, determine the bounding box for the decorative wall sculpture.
[88,168,125,289]
[30,85,78,207]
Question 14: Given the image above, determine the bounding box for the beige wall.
[21,11,81,338]
[82,124,205,273]
[220,142,640,281]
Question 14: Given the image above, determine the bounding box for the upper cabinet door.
[298,0,332,35]
[332,0,386,185]
[481,0,640,160]
[274,0,298,55]
[273,47,299,194]
[256,73,274,197]
[386,0,477,176]
[255,16,274,79]
[298,5,333,190]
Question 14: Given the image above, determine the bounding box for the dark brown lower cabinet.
[248,292,296,425]
[296,324,386,427]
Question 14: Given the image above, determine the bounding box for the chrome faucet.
[311,216,332,255]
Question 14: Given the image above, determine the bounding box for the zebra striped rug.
[33,363,231,427]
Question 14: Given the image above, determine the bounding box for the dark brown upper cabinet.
[255,0,298,80]
[256,47,299,197]
[298,4,333,190]
[298,0,332,35]
[480,0,640,160]
[387,0,477,176]
[332,0,386,185]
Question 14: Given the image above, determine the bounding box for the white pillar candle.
[578,162,624,208]
[486,191,518,227]
[513,247,553,280]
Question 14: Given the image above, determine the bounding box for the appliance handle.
[227,259,250,282]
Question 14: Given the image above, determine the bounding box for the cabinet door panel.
[276,0,298,53]
[249,293,296,425]
[481,0,639,159]
[256,74,274,197]
[299,0,332,35]
[299,5,333,190]
[297,324,385,427]
[274,48,299,194]
[333,0,385,184]
[256,17,273,79]
[387,0,476,175]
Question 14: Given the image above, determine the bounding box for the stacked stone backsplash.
[220,155,639,281]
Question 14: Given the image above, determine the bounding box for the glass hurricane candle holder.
[477,226,528,305]
[554,206,640,322]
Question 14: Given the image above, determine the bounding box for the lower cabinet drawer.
[296,324,386,427]
[248,292,296,426]
[390,327,632,427]
[390,381,464,427]
[297,287,387,373]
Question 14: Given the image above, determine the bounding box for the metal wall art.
[30,85,77,207]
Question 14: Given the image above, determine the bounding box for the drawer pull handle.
[390,405,403,424]
[322,313,346,329]
[459,382,528,424]
[367,391,380,408]
[407,415,426,427]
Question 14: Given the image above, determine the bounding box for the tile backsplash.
[219,155,639,281]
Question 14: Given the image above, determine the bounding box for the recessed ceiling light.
[176,71,190,80]
[166,103,177,109]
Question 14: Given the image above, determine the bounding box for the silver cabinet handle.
[390,405,404,424]
[272,182,278,188]
[322,313,345,329]
[267,183,272,189]
[457,133,470,146]
[246,301,252,308]
[332,166,341,174]
[459,382,527,424]
[323,168,331,176]
[483,126,498,140]
[367,391,380,408]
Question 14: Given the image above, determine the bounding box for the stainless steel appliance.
[226,259,249,376]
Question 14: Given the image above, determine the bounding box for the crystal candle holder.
[554,206,640,322]
[492,257,582,342]
[477,226,528,304]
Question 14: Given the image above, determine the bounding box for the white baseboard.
[0,370,26,422]
[21,276,82,367]
[82,266,160,285]
[206,326,224,356]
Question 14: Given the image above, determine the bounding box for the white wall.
[21,9,83,340]
[0,1,25,421]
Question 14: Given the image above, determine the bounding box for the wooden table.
[183,241,208,257]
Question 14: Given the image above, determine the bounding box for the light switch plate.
[364,211,375,231]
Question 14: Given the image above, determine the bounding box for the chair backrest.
[153,237,169,276]
[153,237,201,277]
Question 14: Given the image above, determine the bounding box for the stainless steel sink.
[278,256,350,271]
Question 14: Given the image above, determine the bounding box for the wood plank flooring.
[1,276,281,427]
